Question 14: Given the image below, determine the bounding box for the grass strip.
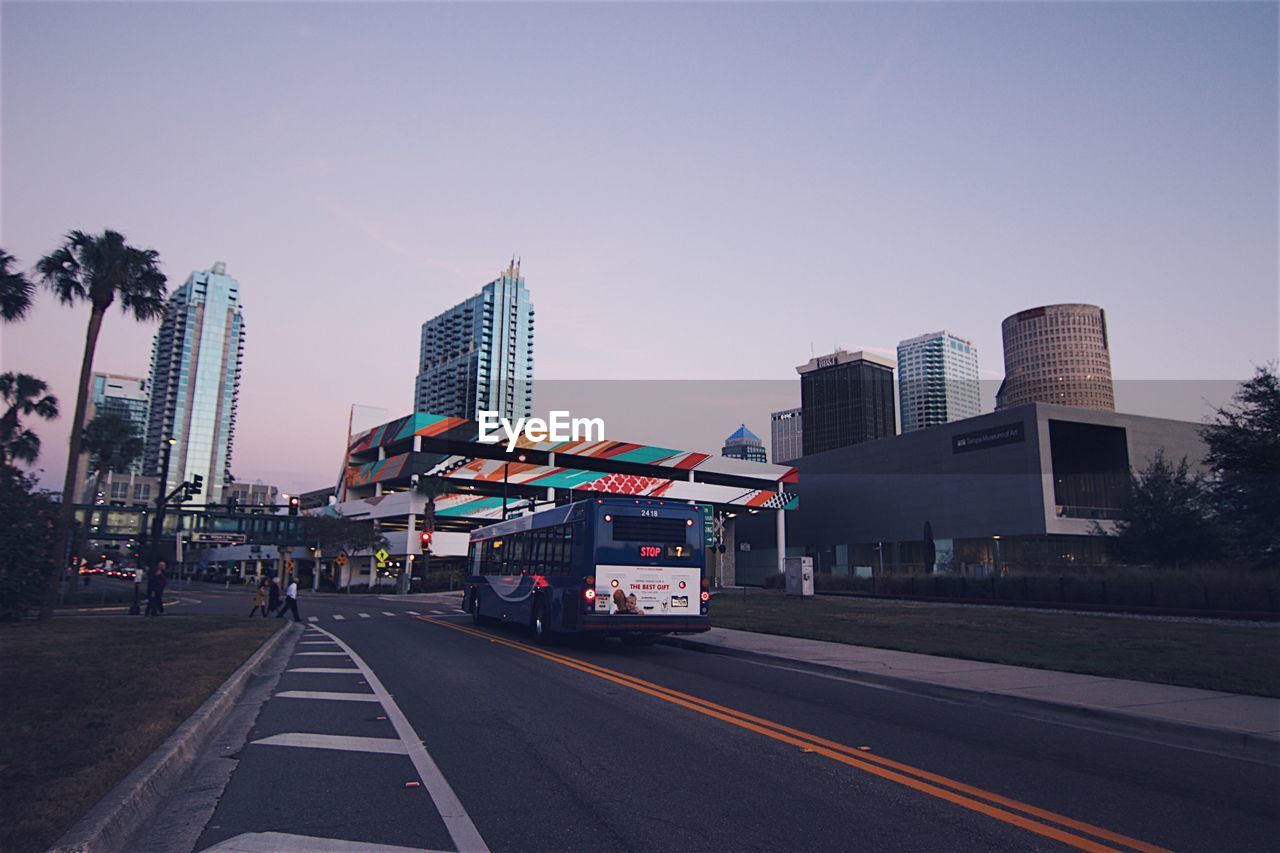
[0,616,281,852]
[711,593,1280,697]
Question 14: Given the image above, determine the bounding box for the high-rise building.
[897,331,981,434]
[997,304,1114,411]
[144,261,245,496]
[770,407,803,463]
[797,349,896,455]
[721,424,767,463]
[415,260,534,421]
[88,373,149,472]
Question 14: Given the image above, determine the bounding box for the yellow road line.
[419,616,1170,853]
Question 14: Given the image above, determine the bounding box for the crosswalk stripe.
[300,641,334,645]
[287,667,362,674]
[296,652,348,657]
[429,610,445,615]
[407,610,420,616]
[307,616,318,622]
[251,732,407,754]
[276,690,380,703]
[332,614,345,620]
[358,612,371,619]
[382,611,396,616]
[203,831,442,852]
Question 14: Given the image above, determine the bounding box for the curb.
[48,622,302,853]
[660,636,1280,766]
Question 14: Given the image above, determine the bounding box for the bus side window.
[555,526,572,574]
[545,526,564,574]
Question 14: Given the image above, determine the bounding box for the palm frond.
[0,249,35,322]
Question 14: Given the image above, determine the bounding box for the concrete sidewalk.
[665,627,1280,763]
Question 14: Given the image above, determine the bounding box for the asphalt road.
[125,582,1279,852]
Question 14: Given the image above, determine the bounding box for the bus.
[464,498,710,644]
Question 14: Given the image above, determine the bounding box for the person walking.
[145,563,168,616]
[276,575,301,622]
[249,579,269,617]
[267,578,281,615]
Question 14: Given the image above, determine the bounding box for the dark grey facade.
[797,350,896,455]
[735,403,1208,584]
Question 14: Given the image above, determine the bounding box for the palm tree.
[0,373,59,466]
[36,230,167,619]
[81,412,144,547]
[0,249,35,322]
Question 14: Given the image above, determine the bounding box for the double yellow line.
[418,616,1168,853]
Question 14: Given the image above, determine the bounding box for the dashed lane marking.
[359,613,371,619]
[332,614,345,620]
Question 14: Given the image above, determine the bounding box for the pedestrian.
[146,562,168,616]
[249,579,269,617]
[267,578,281,615]
[276,575,301,622]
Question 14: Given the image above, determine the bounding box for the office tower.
[897,331,981,433]
[87,373,149,474]
[415,259,534,421]
[770,407,803,463]
[797,349,896,455]
[144,261,245,496]
[721,424,767,463]
[997,304,1114,411]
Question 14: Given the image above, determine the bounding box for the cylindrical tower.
[998,303,1114,411]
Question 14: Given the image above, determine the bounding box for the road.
[126,582,1279,852]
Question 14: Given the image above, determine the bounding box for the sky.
[1,1,1276,492]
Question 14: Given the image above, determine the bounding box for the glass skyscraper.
[797,349,897,455]
[89,373,149,474]
[721,423,768,463]
[897,331,981,433]
[144,261,245,496]
[415,260,534,420]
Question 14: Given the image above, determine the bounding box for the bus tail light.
[584,588,597,602]
[700,591,710,602]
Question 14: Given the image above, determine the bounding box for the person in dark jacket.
[146,563,168,616]
[267,578,281,615]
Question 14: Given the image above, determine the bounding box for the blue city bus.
[464,498,710,644]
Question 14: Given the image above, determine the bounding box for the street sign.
[190,532,247,545]
[375,548,389,569]
[698,503,716,547]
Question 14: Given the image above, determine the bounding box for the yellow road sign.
[375,548,389,568]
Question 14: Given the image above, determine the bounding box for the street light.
[992,535,1002,577]
[502,453,527,518]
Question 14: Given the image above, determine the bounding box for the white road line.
[276,690,381,703]
[204,831,445,852]
[251,732,407,754]
[299,641,335,646]
[287,667,362,674]
[382,611,396,616]
[309,624,490,853]
[307,616,318,622]
[429,610,446,615]
[296,651,349,657]
[406,610,421,616]
[358,612,371,619]
[332,614,345,620]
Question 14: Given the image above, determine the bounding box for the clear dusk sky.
[2,1,1276,491]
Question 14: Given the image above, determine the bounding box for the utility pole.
[148,438,177,569]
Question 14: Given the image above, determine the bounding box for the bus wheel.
[531,599,552,645]
[470,592,492,626]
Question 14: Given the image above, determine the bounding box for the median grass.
[0,616,281,852]
[711,592,1280,697]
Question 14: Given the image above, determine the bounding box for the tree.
[80,412,144,550]
[0,373,59,467]
[300,514,389,589]
[1106,451,1220,568]
[0,466,57,620]
[36,230,167,619]
[0,249,35,322]
[1200,365,1280,568]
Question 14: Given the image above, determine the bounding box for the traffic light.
[189,474,204,496]
[288,496,300,516]
[420,529,433,553]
